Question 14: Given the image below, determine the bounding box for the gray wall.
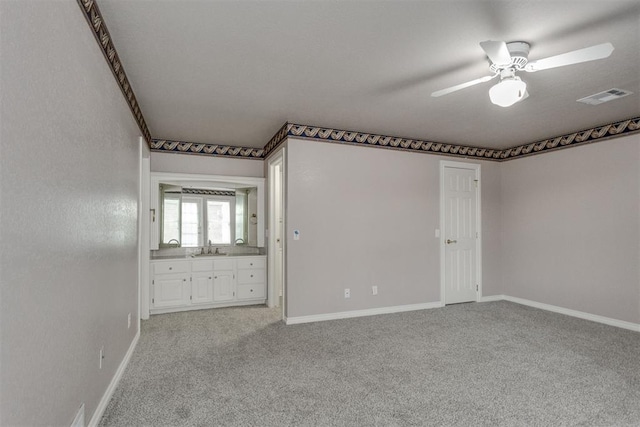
[151,151,264,177]
[285,138,502,318]
[1,1,141,425]
[501,135,640,324]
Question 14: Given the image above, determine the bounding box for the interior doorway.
[268,149,285,319]
[440,161,481,305]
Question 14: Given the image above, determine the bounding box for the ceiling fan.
[431,40,614,107]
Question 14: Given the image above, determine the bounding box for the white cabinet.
[213,270,235,302]
[236,257,266,300]
[151,261,190,309]
[191,260,214,305]
[153,274,190,308]
[150,256,266,314]
[191,272,214,304]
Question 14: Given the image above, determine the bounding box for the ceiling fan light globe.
[489,77,527,107]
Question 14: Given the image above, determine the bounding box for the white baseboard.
[88,331,140,427]
[479,295,640,332]
[285,301,444,325]
[285,295,639,332]
[478,295,505,302]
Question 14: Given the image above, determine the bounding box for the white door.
[213,270,235,302]
[441,163,479,304]
[191,272,214,304]
[153,274,190,308]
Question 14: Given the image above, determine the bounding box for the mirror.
[150,173,265,249]
[160,184,258,247]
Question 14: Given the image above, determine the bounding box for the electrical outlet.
[344,288,350,299]
[127,312,131,329]
[372,285,378,295]
[99,346,104,369]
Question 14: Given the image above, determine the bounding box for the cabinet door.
[153,274,189,308]
[213,270,235,302]
[192,272,214,305]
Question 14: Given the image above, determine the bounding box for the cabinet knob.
[214,276,217,279]
[169,267,172,270]
[183,279,186,282]
[250,263,253,266]
[250,289,253,292]
[209,277,212,280]
[250,274,253,278]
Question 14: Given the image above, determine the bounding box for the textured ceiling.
[98,0,640,150]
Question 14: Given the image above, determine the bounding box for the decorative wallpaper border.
[274,124,504,160]
[150,139,264,159]
[79,1,638,162]
[263,123,293,158]
[499,117,640,160]
[151,118,640,162]
[182,189,235,197]
[77,0,151,144]
[263,117,640,161]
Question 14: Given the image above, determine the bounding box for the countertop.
[151,253,265,261]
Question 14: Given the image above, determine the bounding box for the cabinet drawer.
[237,283,265,300]
[237,269,265,285]
[213,259,234,271]
[191,259,214,272]
[153,261,189,275]
[236,257,266,270]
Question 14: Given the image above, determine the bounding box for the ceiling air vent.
[577,88,633,105]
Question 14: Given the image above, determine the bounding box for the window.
[162,194,181,244]
[206,198,233,245]
[161,191,235,247]
[181,197,202,247]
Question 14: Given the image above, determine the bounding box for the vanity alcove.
[147,173,266,315]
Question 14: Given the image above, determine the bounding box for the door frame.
[267,148,286,319]
[138,137,151,322]
[439,160,482,305]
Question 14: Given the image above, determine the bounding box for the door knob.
[446,239,457,244]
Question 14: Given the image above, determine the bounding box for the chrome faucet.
[167,239,180,248]
[207,240,213,254]
[235,238,245,245]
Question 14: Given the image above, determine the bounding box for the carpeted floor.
[100,301,640,426]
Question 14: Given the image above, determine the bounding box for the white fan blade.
[525,42,614,72]
[480,40,512,66]
[431,75,497,97]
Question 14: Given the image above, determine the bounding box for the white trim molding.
[478,295,504,303]
[285,301,444,325]
[478,295,640,332]
[88,331,140,427]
